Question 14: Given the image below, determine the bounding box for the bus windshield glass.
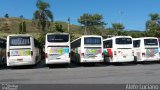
[116,38,132,44]
[144,39,158,46]
[84,37,101,44]
[10,37,30,46]
[47,34,69,42]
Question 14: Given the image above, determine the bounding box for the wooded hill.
[0,17,159,41]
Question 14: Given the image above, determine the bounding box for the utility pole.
[20,15,24,34]
[68,17,70,34]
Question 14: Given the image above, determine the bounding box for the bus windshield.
[47,34,69,42]
[10,37,30,46]
[144,39,158,46]
[84,37,101,44]
[116,38,132,44]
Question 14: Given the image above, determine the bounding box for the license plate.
[56,58,61,59]
[17,59,23,62]
[89,56,96,57]
[89,56,96,59]
[123,56,126,58]
[90,57,95,59]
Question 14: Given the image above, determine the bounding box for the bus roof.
[71,35,102,43]
[7,34,34,38]
[103,36,132,41]
[133,37,158,40]
[46,33,69,36]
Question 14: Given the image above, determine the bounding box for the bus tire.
[76,54,81,64]
[134,56,137,64]
[65,63,70,68]
[48,64,54,68]
[103,55,107,63]
[2,58,6,66]
[105,56,110,63]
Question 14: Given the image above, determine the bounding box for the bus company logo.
[1,84,19,90]
[87,49,97,53]
[146,49,158,57]
[49,47,69,54]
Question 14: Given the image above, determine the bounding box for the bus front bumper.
[7,60,35,66]
[111,57,134,63]
[80,58,103,63]
[45,58,70,64]
[138,57,160,62]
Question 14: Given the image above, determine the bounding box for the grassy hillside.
[0,17,152,40]
[0,17,84,39]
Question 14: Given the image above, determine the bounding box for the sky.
[0,0,160,31]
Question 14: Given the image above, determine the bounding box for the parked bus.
[6,34,40,66]
[45,33,70,65]
[71,35,103,63]
[0,38,6,66]
[133,37,160,62]
[103,36,134,63]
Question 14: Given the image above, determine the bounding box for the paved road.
[0,62,160,84]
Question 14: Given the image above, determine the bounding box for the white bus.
[71,35,103,63]
[0,38,6,66]
[6,34,40,66]
[45,33,70,65]
[103,36,134,63]
[133,37,160,62]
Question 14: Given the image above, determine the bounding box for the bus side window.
[104,40,112,48]
[133,40,140,47]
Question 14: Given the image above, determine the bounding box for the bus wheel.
[2,58,6,67]
[65,63,71,68]
[104,56,110,64]
[133,56,137,64]
[48,64,54,68]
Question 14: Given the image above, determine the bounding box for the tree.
[19,21,26,34]
[70,32,76,41]
[19,15,26,34]
[149,13,160,21]
[33,0,53,33]
[55,22,64,32]
[112,23,125,30]
[20,15,23,19]
[78,13,106,34]
[146,13,160,32]
[4,14,9,18]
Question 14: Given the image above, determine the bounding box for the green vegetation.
[78,13,106,35]
[55,22,64,32]
[146,13,160,32]
[4,13,9,18]
[0,17,160,42]
[19,16,26,34]
[112,23,125,30]
[33,0,53,33]
[19,21,26,34]
[0,23,10,32]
